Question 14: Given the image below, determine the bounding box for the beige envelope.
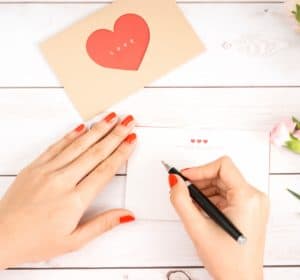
[41,0,205,120]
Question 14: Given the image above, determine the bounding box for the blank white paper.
[126,127,269,221]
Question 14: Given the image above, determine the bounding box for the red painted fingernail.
[74,124,85,132]
[168,174,178,188]
[121,115,134,126]
[120,215,135,224]
[125,133,137,144]
[104,112,117,123]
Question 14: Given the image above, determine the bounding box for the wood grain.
[1,174,299,267]
[1,267,300,280]
[0,1,299,278]
[266,175,300,265]
[0,3,299,87]
[0,0,284,3]
[271,146,300,174]
[0,88,299,174]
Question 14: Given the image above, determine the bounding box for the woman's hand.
[168,156,269,280]
[0,113,137,269]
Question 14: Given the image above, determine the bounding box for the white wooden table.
[0,1,300,279]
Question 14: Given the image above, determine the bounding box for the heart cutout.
[86,14,150,71]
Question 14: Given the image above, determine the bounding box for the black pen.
[161,161,247,245]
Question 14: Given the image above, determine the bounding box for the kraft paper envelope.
[41,0,205,120]
[126,127,269,221]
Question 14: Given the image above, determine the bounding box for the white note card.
[126,127,269,221]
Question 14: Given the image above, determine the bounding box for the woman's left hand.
[0,113,137,269]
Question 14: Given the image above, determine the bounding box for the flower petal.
[270,122,291,146]
[293,130,300,139]
[283,118,297,133]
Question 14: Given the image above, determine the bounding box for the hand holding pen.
[164,156,269,280]
[162,161,246,244]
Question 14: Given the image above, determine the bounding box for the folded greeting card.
[126,127,269,221]
[41,0,205,120]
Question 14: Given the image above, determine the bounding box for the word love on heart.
[86,14,150,71]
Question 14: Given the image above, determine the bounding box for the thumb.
[168,174,216,244]
[69,209,135,250]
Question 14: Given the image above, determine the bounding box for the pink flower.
[294,130,300,139]
[270,121,292,146]
[270,123,291,147]
[283,118,297,132]
[270,117,300,154]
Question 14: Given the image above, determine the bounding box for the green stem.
[292,4,300,23]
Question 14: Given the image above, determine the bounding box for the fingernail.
[74,124,85,132]
[125,133,137,144]
[120,215,135,224]
[104,112,117,123]
[121,115,134,126]
[168,174,178,188]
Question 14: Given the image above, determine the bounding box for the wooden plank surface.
[0,88,299,174]
[266,175,300,265]
[271,146,300,174]
[0,3,299,87]
[1,267,300,280]
[0,1,299,278]
[1,174,299,267]
[0,0,284,3]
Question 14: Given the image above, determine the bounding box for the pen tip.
[161,160,171,171]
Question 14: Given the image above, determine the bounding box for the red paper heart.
[86,14,150,71]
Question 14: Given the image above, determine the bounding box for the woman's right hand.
[168,156,269,280]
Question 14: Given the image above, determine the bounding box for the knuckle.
[72,139,87,154]
[92,144,107,160]
[103,216,115,232]
[220,155,232,165]
[111,126,126,139]
[39,171,51,183]
[90,122,108,136]
[115,145,128,159]
[54,134,72,150]
[101,160,117,174]
[64,132,74,142]
[91,120,104,131]
[45,143,57,154]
